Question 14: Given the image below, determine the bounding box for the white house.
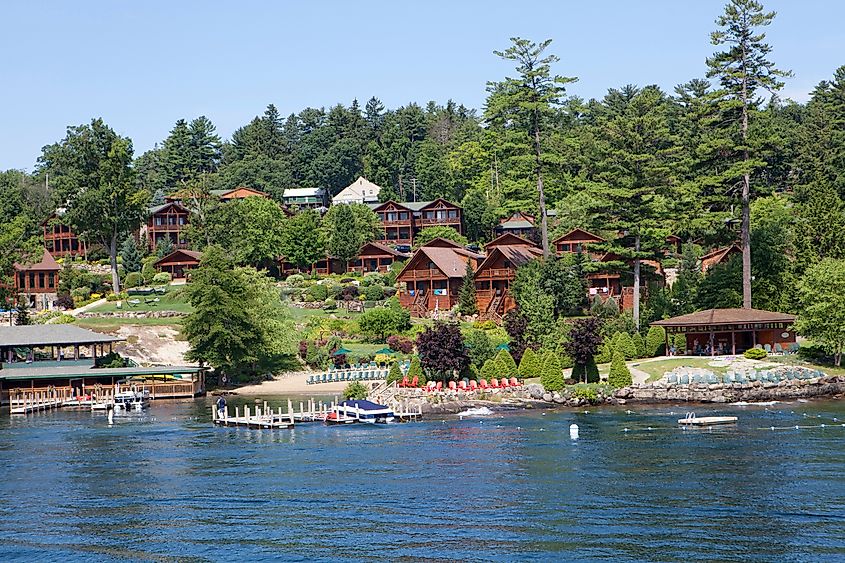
[332,177,382,205]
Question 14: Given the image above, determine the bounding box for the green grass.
[633,357,730,383]
[87,288,193,314]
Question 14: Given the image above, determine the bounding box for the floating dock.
[678,413,738,426]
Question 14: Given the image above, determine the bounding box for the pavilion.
[651,308,797,356]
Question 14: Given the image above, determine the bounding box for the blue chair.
[680,374,689,385]
[307,375,314,385]
[707,374,719,384]
[667,374,678,384]
[764,344,772,353]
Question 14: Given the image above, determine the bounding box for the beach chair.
[469,380,478,391]
[510,377,520,387]
[458,381,468,392]
[411,376,419,388]
[490,378,500,388]
[448,381,457,391]
[500,378,510,389]
[399,376,409,388]
[307,375,314,385]
[479,379,489,389]
[667,374,678,384]
[774,343,783,355]
[435,381,443,392]
[764,344,772,353]
[679,374,689,385]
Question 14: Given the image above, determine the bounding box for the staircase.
[482,291,506,322]
[411,291,428,317]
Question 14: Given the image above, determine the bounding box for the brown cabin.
[493,211,536,239]
[155,249,202,280]
[396,238,483,317]
[371,201,414,245]
[217,186,268,200]
[475,234,542,321]
[278,255,344,276]
[700,244,741,273]
[42,213,87,258]
[370,198,462,246]
[14,249,60,310]
[347,242,410,274]
[553,228,605,257]
[147,202,190,251]
[416,198,463,235]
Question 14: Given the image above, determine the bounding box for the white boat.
[330,400,395,424]
[113,388,151,411]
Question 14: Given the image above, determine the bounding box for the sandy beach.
[234,370,358,395]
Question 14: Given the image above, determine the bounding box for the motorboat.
[329,400,395,424]
[113,388,151,411]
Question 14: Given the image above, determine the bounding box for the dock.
[213,400,296,429]
[678,413,738,426]
[10,389,69,415]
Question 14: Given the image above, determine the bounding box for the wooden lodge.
[493,211,537,239]
[370,198,462,246]
[553,228,605,257]
[652,308,797,356]
[14,248,60,311]
[0,325,206,404]
[475,234,542,321]
[347,242,410,274]
[147,201,190,251]
[700,244,741,273]
[155,249,202,279]
[42,212,86,258]
[396,238,483,317]
[278,255,343,276]
[213,186,268,200]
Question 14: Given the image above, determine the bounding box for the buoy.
[569,423,579,440]
[108,408,114,426]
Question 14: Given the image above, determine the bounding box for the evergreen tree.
[120,235,142,273]
[517,347,542,379]
[673,333,688,354]
[386,361,402,384]
[706,0,791,308]
[607,349,633,388]
[632,332,646,358]
[155,236,174,259]
[457,260,478,316]
[494,349,518,376]
[480,358,497,381]
[540,353,564,392]
[645,326,667,357]
[616,332,638,360]
[14,297,30,326]
[465,329,494,368]
[188,116,223,175]
[670,243,702,316]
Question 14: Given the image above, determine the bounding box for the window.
[39,273,45,288]
[18,273,25,289]
[155,217,163,226]
[29,273,36,288]
[48,274,55,289]
[399,212,408,220]
[559,243,570,252]
[448,210,457,219]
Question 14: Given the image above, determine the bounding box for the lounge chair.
[707,374,719,385]
[307,375,315,385]
[479,379,489,389]
[458,381,468,392]
[667,374,678,384]
[500,378,510,389]
[510,377,520,387]
[679,374,689,385]
[764,344,772,353]
[469,380,478,391]
[435,381,443,392]
[411,376,419,388]
[774,343,783,355]
[448,381,457,391]
[490,378,500,388]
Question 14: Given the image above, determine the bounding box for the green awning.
[496,343,511,351]
[374,347,395,355]
[331,347,352,356]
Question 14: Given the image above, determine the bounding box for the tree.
[706,0,791,308]
[632,333,646,359]
[415,322,469,380]
[540,353,564,392]
[14,297,31,326]
[209,196,287,267]
[412,226,468,249]
[480,358,498,381]
[795,258,845,366]
[607,349,633,388]
[670,243,702,316]
[562,317,604,382]
[503,309,530,363]
[517,347,542,379]
[488,38,577,257]
[407,356,424,385]
[39,119,149,293]
[322,203,381,268]
[673,333,688,355]
[494,349,517,376]
[386,361,402,384]
[0,216,40,303]
[279,209,323,270]
[343,381,368,400]
[457,260,478,315]
[120,235,142,273]
[155,236,174,259]
[615,332,638,360]
[358,306,411,340]
[645,326,667,357]
[465,329,494,368]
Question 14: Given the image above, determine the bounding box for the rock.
[542,393,553,402]
[553,395,565,404]
[526,384,544,400]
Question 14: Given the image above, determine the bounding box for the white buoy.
[108,408,114,426]
[569,423,579,440]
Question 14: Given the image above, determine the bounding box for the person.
[216,396,227,419]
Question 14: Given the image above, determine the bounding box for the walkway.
[68,298,107,316]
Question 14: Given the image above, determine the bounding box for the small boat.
[678,412,738,426]
[113,388,151,412]
[329,400,395,425]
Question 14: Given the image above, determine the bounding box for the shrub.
[387,335,414,354]
[307,283,328,301]
[517,347,542,379]
[494,349,517,377]
[480,358,498,381]
[323,297,336,309]
[364,284,385,301]
[616,332,638,360]
[673,333,687,354]
[572,386,599,404]
[141,261,156,283]
[540,354,564,392]
[607,349,632,388]
[56,293,74,309]
[341,285,359,301]
[645,326,666,357]
[152,272,171,285]
[359,306,411,340]
[594,339,613,364]
[386,362,402,384]
[286,274,305,286]
[572,357,600,383]
[407,356,425,385]
[632,332,646,358]
[744,348,767,360]
[71,287,91,301]
[383,286,397,297]
[95,352,129,368]
[343,381,368,400]
[361,272,386,287]
[473,320,497,331]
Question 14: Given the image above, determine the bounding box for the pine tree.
[480,358,498,381]
[616,332,638,360]
[632,332,646,358]
[706,0,791,308]
[14,298,30,326]
[155,236,174,259]
[386,361,402,384]
[457,260,478,316]
[645,326,667,357]
[517,347,542,379]
[407,356,425,385]
[607,349,632,388]
[540,353,564,392]
[673,333,688,355]
[494,349,517,377]
[120,235,142,273]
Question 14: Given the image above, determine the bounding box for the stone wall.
[614,375,845,404]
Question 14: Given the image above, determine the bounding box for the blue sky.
[2,0,842,170]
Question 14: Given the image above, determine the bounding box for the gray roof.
[497,220,535,230]
[0,325,124,348]
[0,364,202,380]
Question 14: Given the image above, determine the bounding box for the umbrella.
[496,343,511,351]
[331,347,352,356]
[374,347,395,355]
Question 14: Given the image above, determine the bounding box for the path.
[67,298,107,316]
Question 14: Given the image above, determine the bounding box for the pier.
[213,400,296,429]
[10,389,71,415]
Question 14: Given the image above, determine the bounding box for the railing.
[474,268,515,279]
[419,217,460,226]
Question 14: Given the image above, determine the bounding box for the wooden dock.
[213,400,296,429]
[10,388,76,415]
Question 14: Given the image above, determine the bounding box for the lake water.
[1,397,844,562]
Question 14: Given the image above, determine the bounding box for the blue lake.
[1,397,844,562]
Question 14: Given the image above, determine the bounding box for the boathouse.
[0,325,205,403]
[474,234,542,321]
[396,238,483,317]
[14,248,61,311]
[155,249,202,279]
[651,308,797,356]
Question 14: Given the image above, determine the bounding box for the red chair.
[448,381,457,391]
[411,375,419,388]
[490,378,500,388]
[510,377,520,387]
[500,378,510,389]
[469,380,478,391]
[435,381,443,392]
[399,376,409,388]
[426,381,437,392]
[458,381,468,391]
[479,379,489,389]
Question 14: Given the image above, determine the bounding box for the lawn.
[284,305,362,321]
[632,357,730,383]
[87,286,193,314]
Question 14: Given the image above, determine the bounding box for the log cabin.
[154,249,202,280]
[346,242,410,274]
[493,211,537,239]
[369,198,463,246]
[14,249,60,310]
[147,202,190,252]
[42,213,86,258]
[700,244,741,273]
[396,238,483,317]
[552,228,605,257]
[474,234,542,321]
[212,186,268,201]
